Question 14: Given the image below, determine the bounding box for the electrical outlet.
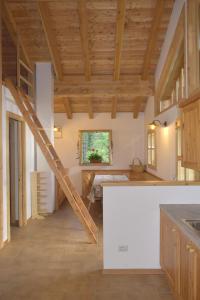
[118,245,128,252]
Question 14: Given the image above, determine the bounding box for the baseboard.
[103,269,164,275]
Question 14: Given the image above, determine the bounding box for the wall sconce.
[54,126,62,138]
[148,120,167,130]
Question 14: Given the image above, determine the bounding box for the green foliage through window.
[80,130,112,164]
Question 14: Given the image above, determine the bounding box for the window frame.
[147,129,157,170]
[155,7,185,116]
[79,129,113,166]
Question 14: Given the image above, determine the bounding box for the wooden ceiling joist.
[37,2,63,81]
[113,0,126,81]
[78,0,91,81]
[63,98,72,119]
[111,97,117,119]
[55,78,152,98]
[87,98,93,119]
[133,107,140,119]
[133,97,146,118]
[2,1,31,67]
[142,0,165,80]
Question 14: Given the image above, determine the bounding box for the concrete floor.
[0,202,173,300]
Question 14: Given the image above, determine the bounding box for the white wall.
[2,86,35,241]
[144,0,185,180]
[103,184,200,269]
[35,63,55,213]
[54,113,145,194]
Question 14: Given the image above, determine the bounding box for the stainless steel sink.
[183,219,200,231]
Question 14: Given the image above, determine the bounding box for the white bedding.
[87,174,129,203]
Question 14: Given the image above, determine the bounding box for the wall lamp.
[54,126,62,138]
[148,120,167,130]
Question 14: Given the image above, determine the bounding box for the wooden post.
[0,2,3,248]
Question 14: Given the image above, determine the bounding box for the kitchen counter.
[160,204,200,249]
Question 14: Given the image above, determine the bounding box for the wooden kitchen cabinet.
[180,235,200,300]
[182,100,200,170]
[160,212,181,296]
[160,211,200,300]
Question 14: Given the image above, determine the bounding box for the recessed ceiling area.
[3,0,174,118]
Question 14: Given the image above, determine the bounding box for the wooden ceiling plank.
[37,1,63,80]
[111,96,117,119]
[63,98,72,119]
[78,0,91,81]
[113,0,126,81]
[87,98,93,118]
[2,1,31,67]
[142,0,165,80]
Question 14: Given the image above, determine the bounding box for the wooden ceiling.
[3,0,174,118]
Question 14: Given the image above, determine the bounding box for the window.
[159,66,185,113]
[176,121,200,181]
[147,130,156,169]
[155,9,185,115]
[79,130,112,165]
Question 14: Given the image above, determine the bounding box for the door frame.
[6,112,26,241]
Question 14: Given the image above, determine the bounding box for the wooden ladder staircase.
[5,79,98,244]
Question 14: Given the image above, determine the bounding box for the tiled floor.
[0,202,173,300]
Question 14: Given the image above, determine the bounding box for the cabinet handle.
[186,244,191,250]
[172,228,176,232]
[189,248,195,253]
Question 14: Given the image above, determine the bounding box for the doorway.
[7,113,26,240]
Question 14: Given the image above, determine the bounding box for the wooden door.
[160,212,181,294]
[182,100,200,170]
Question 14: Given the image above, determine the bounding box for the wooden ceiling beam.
[63,98,72,119]
[55,78,153,97]
[59,75,154,85]
[133,107,140,119]
[113,0,126,81]
[55,88,152,98]
[37,2,63,80]
[133,97,147,118]
[78,0,91,81]
[2,1,31,67]
[87,98,93,118]
[142,0,165,80]
[111,97,117,119]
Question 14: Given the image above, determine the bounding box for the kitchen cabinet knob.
[189,248,195,253]
[172,228,176,232]
[186,244,191,250]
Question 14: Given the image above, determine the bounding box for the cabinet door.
[182,101,200,170]
[180,236,200,300]
[160,213,181,294]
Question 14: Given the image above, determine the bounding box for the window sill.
[80,163,112,167]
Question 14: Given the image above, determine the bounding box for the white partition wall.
[103,184,200,270]
[35,63,55,213]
